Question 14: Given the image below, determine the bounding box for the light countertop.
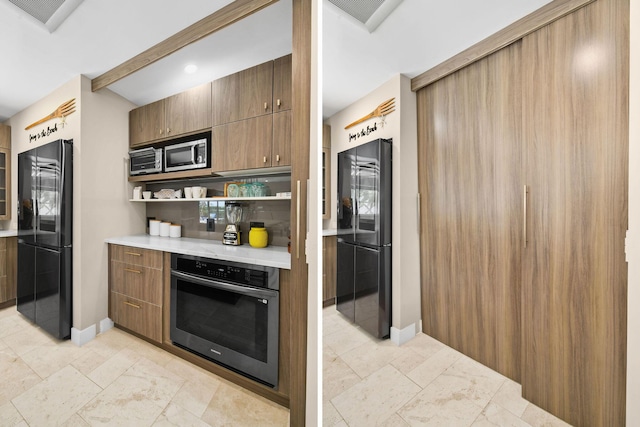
[105,235,291,270]
[0,230,19,238]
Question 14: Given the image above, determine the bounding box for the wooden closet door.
[417,41,523,381]
[521,1,628,425]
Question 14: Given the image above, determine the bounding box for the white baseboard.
[99,317,114,334]
[70,318,114,346]
[71,324,96,347]
[390,321,418,346]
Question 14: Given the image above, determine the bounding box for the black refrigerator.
[17,139,73,340]
[336,138,391,339]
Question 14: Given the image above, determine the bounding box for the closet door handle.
[296,180,301,259]
[523,185,528,248]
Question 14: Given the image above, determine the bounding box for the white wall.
[628,1,640,424]
[325,74,421,343]
[5,75,144,339]
[79,76,145,332]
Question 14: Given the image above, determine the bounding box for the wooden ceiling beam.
[91,0,279,92]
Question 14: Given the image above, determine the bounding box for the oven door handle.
[171,270,278,299]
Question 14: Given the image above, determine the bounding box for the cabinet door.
[129,100,165,147]
[273,54,292,112]
[239,60,273,121]
[0,148,10,220]
[211,115,273,172]
[211,73,239,126]
[0,124,10,149]
[165,82,212,137]
[417,41,523,381]
[272,110,291,167]
[521,2,627,426]
[212,61,273,126]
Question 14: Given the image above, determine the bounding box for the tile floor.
[0,306,289,426]
[323,306,573,427]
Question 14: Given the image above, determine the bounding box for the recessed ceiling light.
[184,64,198,74]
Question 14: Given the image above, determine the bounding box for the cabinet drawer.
[111,292,162,343]
[110,261,162,305]
[110,245,163,269]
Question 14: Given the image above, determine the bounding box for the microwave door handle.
[191,145,197,164]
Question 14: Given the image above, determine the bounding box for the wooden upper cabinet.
[130,83,212,148]
[129,100,165,147]
[165,82,212,138]
[273,54,292,112]
[211,115,273,172]
[272,110,291,167]
[0,124,10,149]
[212,60,274,126]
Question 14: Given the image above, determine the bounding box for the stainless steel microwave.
[164,138,209,172]
[129,147,162,175]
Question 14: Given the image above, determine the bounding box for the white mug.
[184,187,193,199]
[191,186,201,199]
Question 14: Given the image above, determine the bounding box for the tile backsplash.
[144,176,291,247]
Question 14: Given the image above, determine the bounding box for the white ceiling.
[0,0,552,123]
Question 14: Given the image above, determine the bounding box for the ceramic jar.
[249,227,268,248]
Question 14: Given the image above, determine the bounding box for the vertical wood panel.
[521,0,628,425]
[417,41,523,381]
[290,0,311,424]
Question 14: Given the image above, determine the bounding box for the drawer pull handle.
[276,154,280,163]
[124,268,141,274]
[263,156,267,163]
[124,252,141,257]
[264,102,268,110]
[124,301,141,309]
[277,99,281,107]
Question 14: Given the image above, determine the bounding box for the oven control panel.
[172,254,279,290]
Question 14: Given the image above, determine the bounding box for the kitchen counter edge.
[105,235,291,270]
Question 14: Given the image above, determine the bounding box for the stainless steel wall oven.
[170,254,279,387]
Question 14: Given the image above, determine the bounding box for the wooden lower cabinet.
[110,292,162,342]
[323,235,336,306]
[0,237,16,307]
[109,244,163,343]
[109,244,291,407]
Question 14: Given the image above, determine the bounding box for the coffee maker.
[223,202,243,245]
